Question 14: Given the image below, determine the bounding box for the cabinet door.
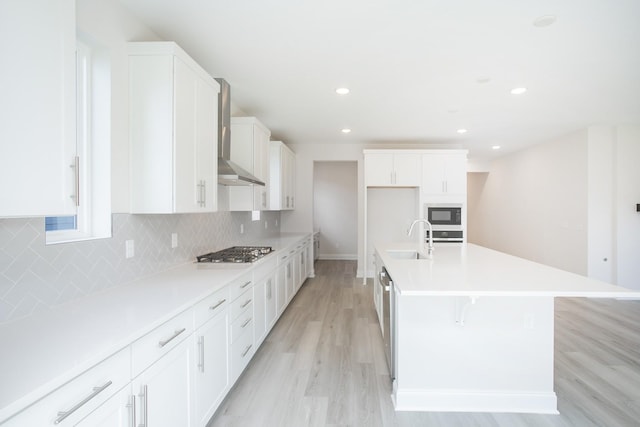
[276,262,287,316]
[173,57,199,213]
[421,154,447,194]
[132,338,192,427]
[252,125,270,210]
[265,274,277,330]
[194,74,218,212]
[75,386,131,427]
[0,0,76,216]
[365,153,394,186]
[285,259,294,304]
[285,147,296,209]
[422,153,467,195]
[443,153,467,195]
[173,59,217,213]
[394,154,421,186]
[193,310,228,427]
[253,277,267,346]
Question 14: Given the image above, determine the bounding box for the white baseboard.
[318,253,357,260]
[393,389,558,414]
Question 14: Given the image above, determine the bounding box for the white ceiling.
[119,0,640,161]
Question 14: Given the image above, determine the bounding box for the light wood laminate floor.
[208,260,640,427]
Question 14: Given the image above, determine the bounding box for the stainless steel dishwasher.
[380,266,395,381]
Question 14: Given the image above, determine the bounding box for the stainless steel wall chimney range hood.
[215,78,265,186]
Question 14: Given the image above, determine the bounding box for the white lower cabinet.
[2,236,313,427]
[131,337,193,427]
[193,309,229,427]
[264,273,277,332]
[75,386,132,427]
[2,348,130,427]
[275,256,288,316]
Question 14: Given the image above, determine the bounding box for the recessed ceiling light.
[533,15,557,27]
[492,145,501,150]
[341,128,351,134]
[336,87,350,95]
[476,77,491,84]
[457,129,467,134]
[510,87,527,95]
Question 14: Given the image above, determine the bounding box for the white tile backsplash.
[0,211,280,324]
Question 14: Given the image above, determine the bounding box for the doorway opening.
[313,161,358,260]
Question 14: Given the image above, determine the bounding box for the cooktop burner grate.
[196,246,274,263]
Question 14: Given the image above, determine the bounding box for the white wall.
[468,130,589,275]
[615,126,640,289]
[469,125,640,290]
[313,162,358,259]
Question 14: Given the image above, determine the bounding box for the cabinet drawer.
[228,271,254,302]
[3,348,130,427]
[230,288,253,321]
[131,309,194,377]
[230,305,253,344]
[230,327,254,381]
[194,287,229,328]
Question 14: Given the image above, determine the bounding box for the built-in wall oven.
[424,203,464,243]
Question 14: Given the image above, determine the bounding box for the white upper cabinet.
[269,141,296,210]
[421,151,467,196]
[228,117,271,211]
[0,0,76,217]
[364,152,421,187]
[129,42,219,214]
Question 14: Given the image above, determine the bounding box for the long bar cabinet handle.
[241,344,252,357]
[54,381,113,424]
[158,327,186,348]
[209,299,226,310]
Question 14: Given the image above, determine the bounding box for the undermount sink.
[386,249,431,260]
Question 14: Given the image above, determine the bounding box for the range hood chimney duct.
[215,78,265,186]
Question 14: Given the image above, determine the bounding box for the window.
[46,36,111,244]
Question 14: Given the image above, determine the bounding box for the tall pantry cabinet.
[129,42,219,214]
[0,0,77,216]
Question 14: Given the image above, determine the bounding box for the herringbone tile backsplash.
[0,211,280,324]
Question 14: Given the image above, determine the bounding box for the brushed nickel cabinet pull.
[241,299,252,308]
[70,156,80,206]
[126,394,136,427]
[54,381,112,424]
[209,299,226,310]
[198,336,205,372]
[240,281,252,289]
[241,344,252,358]
[241,317,251,328]
[158,327,186,348]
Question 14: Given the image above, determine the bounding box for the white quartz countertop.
[0,233,310,420]
[377,243,640,298]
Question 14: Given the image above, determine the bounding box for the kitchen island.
[375,242,640,414]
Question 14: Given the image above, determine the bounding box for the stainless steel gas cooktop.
[196,246,273,264]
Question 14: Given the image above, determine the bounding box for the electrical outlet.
[275,218,279,227]
[240,224,244,234]
[252,210,260,221]
[125,240,135,259]
[264,220,268,229]
[171,233,178,248]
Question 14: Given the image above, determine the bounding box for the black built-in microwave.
[425,204,462,227]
